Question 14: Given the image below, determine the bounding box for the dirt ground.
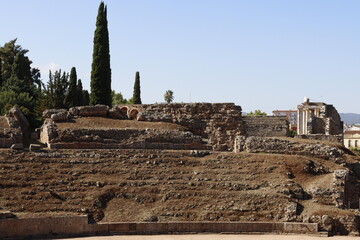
[56,117,187,131]
[55,234,354,240]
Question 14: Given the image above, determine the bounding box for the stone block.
[8,106,29,128]
[51,112,68,122]
[77,105,109,117]
[11,143,23,150]
[42,109,67,118]
[29,144,42,152]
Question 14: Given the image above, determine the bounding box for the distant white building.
[344,130,360,149]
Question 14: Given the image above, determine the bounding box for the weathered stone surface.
[11,143,23,150]
[42,109,67,118]
[308,214,360,236]
[303,160,329,175]
[118,103,244,151]
[332,170,349,208]
[234,136,344,158]
[242,116,289,137]
[51,112,68,122]
[42,127,211,151]
[29,144,42,152]
[71,105,109,117]
[295,134,343,144]
[8,106,29,129]
[284,202,298,222]
[0,211,16,219]
[108,106,128,120]
[69,107,79,116]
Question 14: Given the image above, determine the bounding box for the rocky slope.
[0,146,360,235]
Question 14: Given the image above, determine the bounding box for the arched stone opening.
[120,106,129,116]
[129,109,139,120]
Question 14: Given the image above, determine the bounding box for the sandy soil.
[56,234,354,240]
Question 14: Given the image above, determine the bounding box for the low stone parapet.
[234,136,344,158]
[42,127,211,150]
[0,216,320,239]
[295,134,343,144]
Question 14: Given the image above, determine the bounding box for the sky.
[1,1,359,114]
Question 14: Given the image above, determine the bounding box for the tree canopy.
[164,90,174,103]
[246,110,267,116]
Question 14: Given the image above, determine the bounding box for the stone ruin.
[0,106,29,149]
[0,101,344,151]
[296,98,343,143]
[39,103,290,151]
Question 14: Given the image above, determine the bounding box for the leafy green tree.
[0,39,41,98]
[77,79,84,106]
[112,90,128,105]
[247,110,267,116]
[90,2,112,106]
[0,39,28,81]
[132,71,141,104]
[44,70,69,109]
[64,67,78,107]
[0,90,35,115]
[164,90,174,103]
[3,52,36,96]
[82,90,90,106]
[0,39,45,128]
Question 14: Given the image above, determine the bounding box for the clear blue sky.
[1,1,359,114]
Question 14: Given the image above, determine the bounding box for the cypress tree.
[132,71,142,104]
[77,79,83,106]
[83,90,90,106]
[64,67,78,107]
[90,2,112,106]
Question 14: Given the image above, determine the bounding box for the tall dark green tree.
[132,71,141,104]
[64,67,78,107]
[45,70,69,109]
[77,79,84,106]
[90,1,112,106]
[82,90,90,106]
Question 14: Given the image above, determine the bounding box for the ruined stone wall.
[234,136,344,158]
[295,134,343,144]
[0,216,320,239]
[119,103,244,151]
[41,103,292,151]
[41,119,210,150]
[0,117,22,147]
[242,116,289,137]
[326,105,343,135]
[312,117,326,134]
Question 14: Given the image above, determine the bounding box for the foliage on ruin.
[132,71,142,104]
[90,1,112,106]
[247,109,267,116]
